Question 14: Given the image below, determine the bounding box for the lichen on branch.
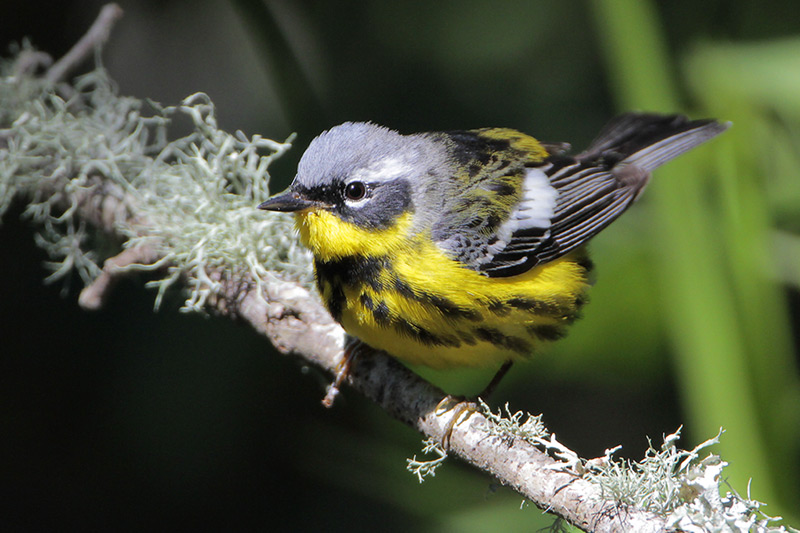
[0,45,312,309]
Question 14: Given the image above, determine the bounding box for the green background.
[1,0,799,530]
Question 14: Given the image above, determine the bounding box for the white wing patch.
[486,167,557,258]
[514,167,558,228]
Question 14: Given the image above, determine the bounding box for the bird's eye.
[344,181,367,201]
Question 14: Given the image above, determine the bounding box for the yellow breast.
[295,209,590,369]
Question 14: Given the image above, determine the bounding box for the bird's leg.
[439,360,514,448]
[322,336,362,408]
[477,359,514,400]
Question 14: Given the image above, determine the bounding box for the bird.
[259,113,728,405]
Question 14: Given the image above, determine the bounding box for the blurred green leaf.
[591,0,800,522]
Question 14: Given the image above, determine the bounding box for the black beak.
[258,189,319,212]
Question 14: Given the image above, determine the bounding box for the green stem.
[589,0,778,507]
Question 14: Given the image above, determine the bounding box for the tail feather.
[578,113,731,172]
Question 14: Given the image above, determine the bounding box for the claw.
[436,361,515,449]
[439,396,479,450]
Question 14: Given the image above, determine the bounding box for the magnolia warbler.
[259,113,728,400]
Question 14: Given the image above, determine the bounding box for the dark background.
[2,1,799,530]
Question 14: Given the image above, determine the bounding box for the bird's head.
[259,122,439,260]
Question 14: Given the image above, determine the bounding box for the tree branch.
[77,211,668,533]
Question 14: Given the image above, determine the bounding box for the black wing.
[481,113,729,277]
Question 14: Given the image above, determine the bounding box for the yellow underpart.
[299,209,589,369]
[343,241,586,368]
[296,209,414,261]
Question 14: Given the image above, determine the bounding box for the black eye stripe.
[293,183,335,203]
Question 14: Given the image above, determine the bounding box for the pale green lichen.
[406,437,448,483]
[0,44,313,308]
[584,428,716,515]
[409,401,796,532]
[480,399,549,443]
[119,91,313,310]
[585,428,795,532]
[480,400,583,471]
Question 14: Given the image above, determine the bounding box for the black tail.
[577,112,730,172]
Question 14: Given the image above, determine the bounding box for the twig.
[78,244,164,310]
[46,3,123,83]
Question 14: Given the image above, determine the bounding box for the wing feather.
[433,114,729,277]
